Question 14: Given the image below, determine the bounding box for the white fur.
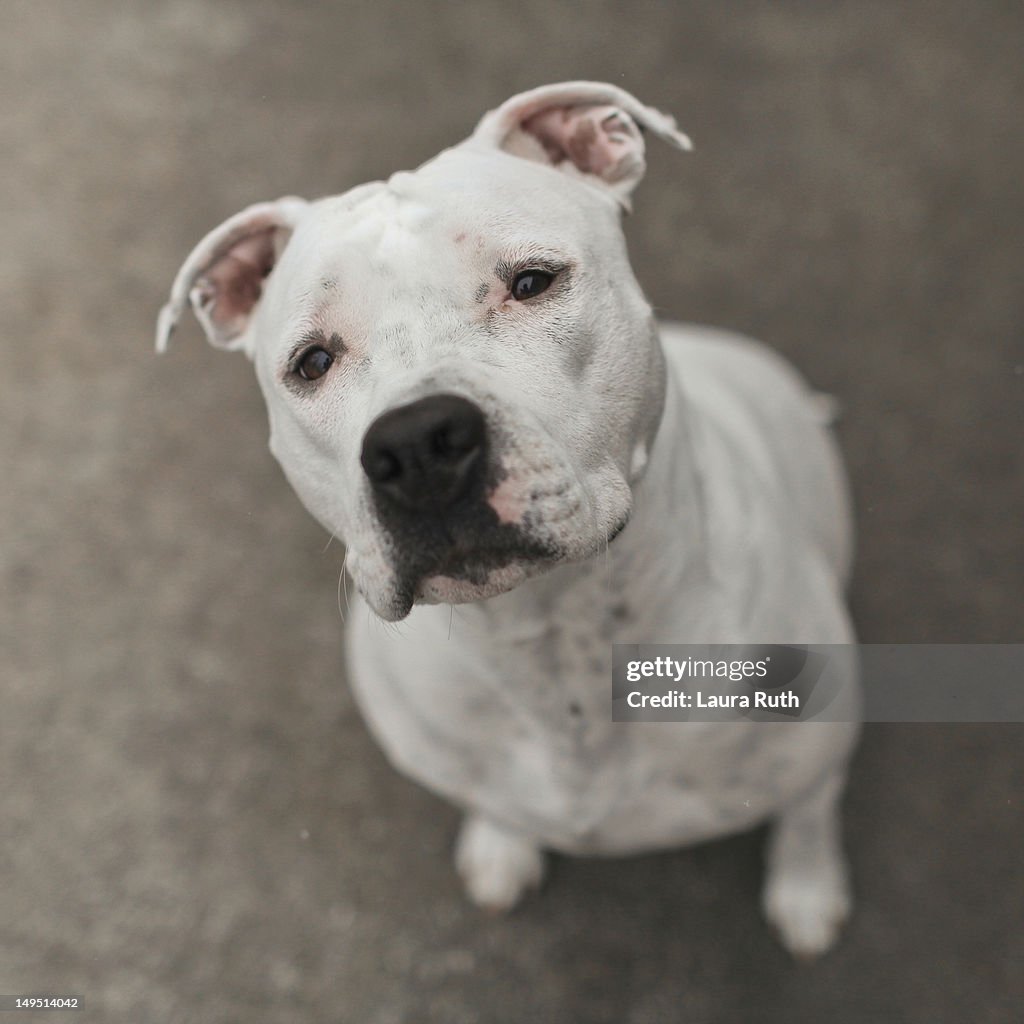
[455,814,546,911]
[158,83,861,955]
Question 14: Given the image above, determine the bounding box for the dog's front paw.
[454,814,545,912]
[762,863,851,959]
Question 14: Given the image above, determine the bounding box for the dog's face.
[157,83,690,620]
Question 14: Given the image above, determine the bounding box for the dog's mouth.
[401,525,560,610]
[359,545,558,622]
[358,508,631,621]
[350,434,633,620]
[414,558,545,606]
[355,455,560,617]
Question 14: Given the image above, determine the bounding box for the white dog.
[158,82,860,957]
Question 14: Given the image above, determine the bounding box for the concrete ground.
[2,2,1022,1021]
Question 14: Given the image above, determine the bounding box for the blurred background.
[2,2,1021,1021]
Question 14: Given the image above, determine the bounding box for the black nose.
[360,394,487,510]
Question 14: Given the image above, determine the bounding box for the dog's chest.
[349,594,794,850]
[458,610,626,826]
[499,610,614,740]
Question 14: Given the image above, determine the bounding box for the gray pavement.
[2,2,1022,1021]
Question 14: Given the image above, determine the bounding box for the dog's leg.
[455,813,545,911]
[762,767,852,958]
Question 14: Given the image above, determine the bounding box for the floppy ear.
[471,81,691,211]
[155,196,308,355]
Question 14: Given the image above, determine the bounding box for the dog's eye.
[297,347,333,381]
[511,269,554,301]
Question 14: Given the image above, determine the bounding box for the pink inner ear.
[193,228,277,338]
[522,104,643,183]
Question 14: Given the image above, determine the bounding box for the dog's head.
[157,83,690,620]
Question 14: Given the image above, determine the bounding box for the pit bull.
[157,82,860,956]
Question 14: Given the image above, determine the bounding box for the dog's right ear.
[155,196,308,356]
[470,82,691,212]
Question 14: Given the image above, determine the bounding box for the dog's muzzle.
[358,393,558,603]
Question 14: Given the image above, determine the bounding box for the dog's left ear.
[471,81,692,211]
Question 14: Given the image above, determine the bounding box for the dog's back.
[660,322,854,588]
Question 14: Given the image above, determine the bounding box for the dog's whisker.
[367,606,408,640]
[384,618,408,639]
[603,522,613,602]
[336,552,348,624]
[340,549,351,615]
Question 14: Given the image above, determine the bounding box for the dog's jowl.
[158,82,860,957]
